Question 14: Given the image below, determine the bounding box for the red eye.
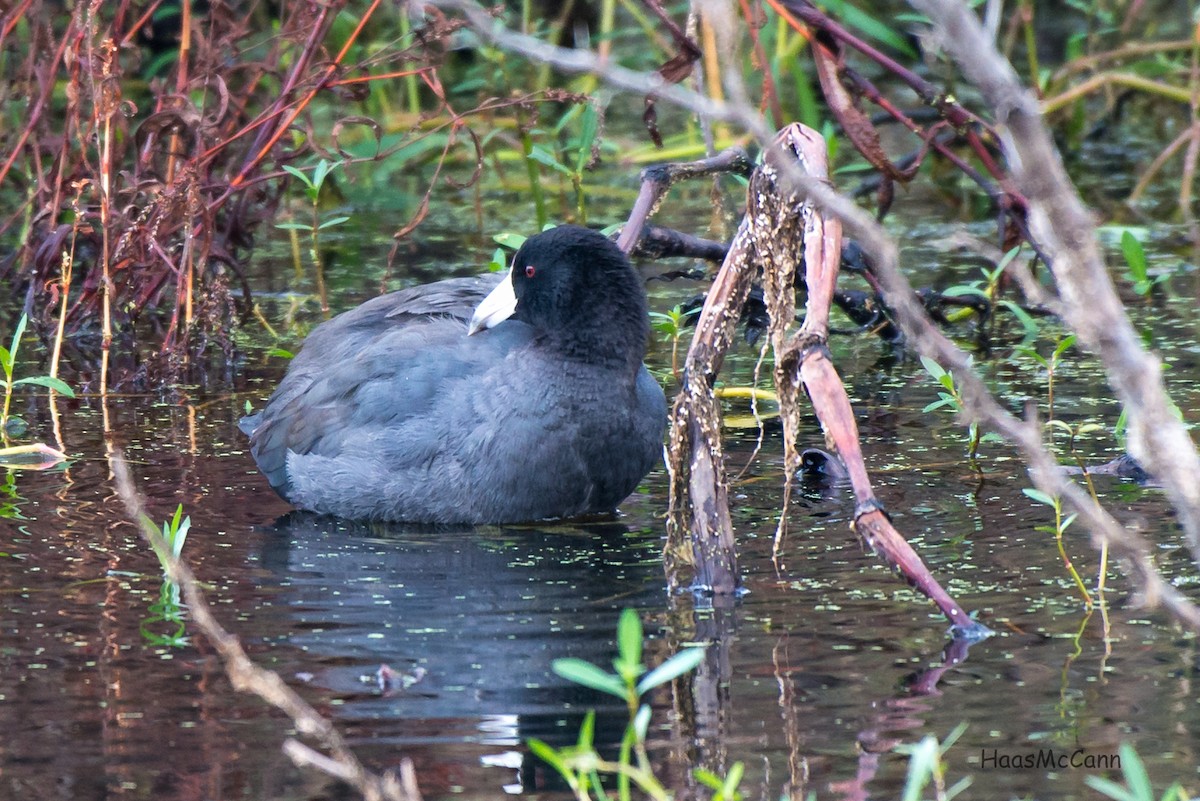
[525,264,536,278]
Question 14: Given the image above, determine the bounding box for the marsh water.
[4,165,1200,801]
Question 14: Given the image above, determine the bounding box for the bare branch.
[109,453,423,801]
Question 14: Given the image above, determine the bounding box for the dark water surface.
[3,185,1200,800]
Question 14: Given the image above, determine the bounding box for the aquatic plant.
[1022,486,1093,607]
[528,608,721,801]
[1119,231,1170,299]
[1086,743,1193,801]
[649,304,687,381]
[1,314,74,438]
[920,355,981,462]
[895,723,971,801]
[1015,334,1076,420]
[276,159,351,317]
[141,504,192,649]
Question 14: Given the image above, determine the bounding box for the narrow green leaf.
[693,769,723,791]
[275,222,314,231]
[919,355,946,380]
[1084,776,1140,801]
[901,736,939,801]
[821,0,918,57]
[0,344,12,377]
[11,313,28,361]
[999,299,1040,343]
[945,775,974,801]
[636,646,706,694]
[527,146,574,176]
[722,761,744,799]
[575,103,599,175]
[527,738,572,777]
[317,216,351,230]
[1052,334,1077,359]
[313,159,335,189]
[940,721,969,752]
[922,398,955,413]
[997,245,1022,270]
[552,658,625,699]
[12,376,75,396]
[617,608,643,669]
[1119,743,1153,801]
[281,165,314,189]
[633,704,651,741]
[268,348,295,360]
[1022,487,1056,507]
[941,285,990,300]
[577,709,595,748]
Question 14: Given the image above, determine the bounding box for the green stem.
[521,129,548,228]
[1055,504,1093,607]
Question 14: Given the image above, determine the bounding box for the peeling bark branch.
[437,0,1200,631]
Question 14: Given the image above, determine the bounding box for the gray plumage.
[240,226,667,524]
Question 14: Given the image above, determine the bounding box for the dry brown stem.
[109,453,423,801]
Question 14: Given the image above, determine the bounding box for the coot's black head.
[470,225,650,365]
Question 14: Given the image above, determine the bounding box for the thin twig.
[109,453,423,801]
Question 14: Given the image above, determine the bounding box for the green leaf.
[940,721,969,752]
[0,344,12,378]
[616,608,643,669]
[820,0,918,57]
[1052,334,1077,359]
[941,285,990,300]
[577,709,595,749]
[527,145,574,176]
[999,300,1040,344]
[923,398,956,413]
[636,646,706,695]
[493,232,526,250]
[1084,776,1140,801]
[694,769,724,791]
[317,216,351,230]
[574,103,599,175]
[919,355,946,381]
[997,245,1022,271]
[552,658,626,699]
[1121,231,1147,281]
[1022,487,1056,507]
[901,735,939,801]
[1119,743,1153,801]
[633,704,651,741]
[281,165,314,189]
[313,159,339,190]
[527,738,572,778]
[275,222,314,231]
[268,348,295,360]
[721,761,745,800]
[11,313,28,363]
[12,375,75,396]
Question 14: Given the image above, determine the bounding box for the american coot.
[240,225,668,524]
